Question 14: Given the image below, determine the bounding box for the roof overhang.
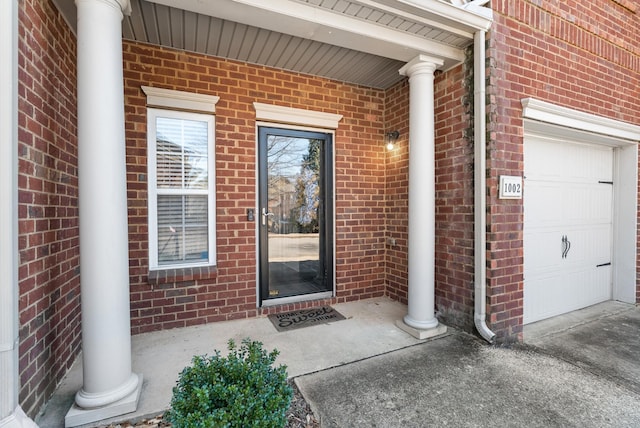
[53,0,492,88]
[149,0,491,66]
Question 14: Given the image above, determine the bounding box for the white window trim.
[144,87,219,271]
[142,86,219,113]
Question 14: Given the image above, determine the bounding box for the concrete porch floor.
[36,297,429,427]
[36,297,640,427]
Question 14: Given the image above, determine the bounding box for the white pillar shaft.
[75,0,138,408]
[400,55,443,330]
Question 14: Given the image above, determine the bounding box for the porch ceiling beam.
[147,0,469,65]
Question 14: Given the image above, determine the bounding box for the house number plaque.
[499,175,523,199]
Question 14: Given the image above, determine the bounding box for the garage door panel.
[524,138,613,324]
[565,185,612,224]
[561,226,611,265]
[525,182,612,228]
[524,229,566,274]
[525,226,610,275]
[524,139,567,179]
[524,265,612,324]
[524,273,564,323]
[524,182,564,227]
[525,139,613,182]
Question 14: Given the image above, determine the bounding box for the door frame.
[252,102,342,308]
[523,108,638,315]
[255,122,336,307]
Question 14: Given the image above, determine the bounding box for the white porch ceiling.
[54,0,492,89]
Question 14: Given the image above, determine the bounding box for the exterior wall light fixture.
[385,130,400,150]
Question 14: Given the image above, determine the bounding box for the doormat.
[268,306,346,332]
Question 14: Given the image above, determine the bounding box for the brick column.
[396,55,447,340]
[65,0,142,426]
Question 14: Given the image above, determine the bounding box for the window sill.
[148,265,217,285]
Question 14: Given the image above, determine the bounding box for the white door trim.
[253,103,341,307]
[522,98,639,305]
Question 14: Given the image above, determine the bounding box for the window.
[147,108,215,269]
[143,86,219,272]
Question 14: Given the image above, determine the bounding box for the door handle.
[261,208,274,226]
[561,235,571,259]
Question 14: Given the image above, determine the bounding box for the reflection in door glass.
[266,136,326,298]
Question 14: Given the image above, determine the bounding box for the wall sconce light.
[385,130,400,151]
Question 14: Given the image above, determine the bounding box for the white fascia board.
[348,0,474,38]
[372,0,492,31]
[148,0,466,64]
[522,98,640,142]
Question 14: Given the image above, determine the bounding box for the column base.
[396,319,447,340]
[64,374,143,428]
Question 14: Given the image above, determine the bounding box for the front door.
[258,127,333,304]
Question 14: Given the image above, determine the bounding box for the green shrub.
[165,338,293,428]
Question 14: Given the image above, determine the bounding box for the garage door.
[524,137,613,324]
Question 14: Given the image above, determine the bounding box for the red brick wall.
[433,59,476,331]
[17,0,80,417]
[383,80,410,304]
[487,0,640,341]
[123,42,388,334]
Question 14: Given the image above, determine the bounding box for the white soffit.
[145,0,487,65]
[254,102,343,129]
[142,86,220,113]
[53,0,492,88]
[522,98,640,143]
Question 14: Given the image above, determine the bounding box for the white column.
[396,55,447,340]
[66,0,141,426]
[0,1,38,427]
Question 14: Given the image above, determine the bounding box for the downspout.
[473,29,496,343]
[0,0,38,426]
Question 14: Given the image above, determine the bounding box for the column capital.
[399,55,444,77]
[75,0,132,16]
[115,0,131,15]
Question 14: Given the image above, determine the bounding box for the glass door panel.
[258,128,333,303]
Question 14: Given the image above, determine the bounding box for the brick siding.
[433,59,476,331]
[487,0,640,341]
[17,0,81,417]
[123,42,388,334]
[383,80,410,304]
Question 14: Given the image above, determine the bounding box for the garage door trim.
[522,98,640,315]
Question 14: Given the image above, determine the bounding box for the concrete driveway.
[296,302,640,427]
[526,301,640,396]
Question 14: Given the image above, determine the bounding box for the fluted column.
[65,0,141,426]
[396,55,447,339]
